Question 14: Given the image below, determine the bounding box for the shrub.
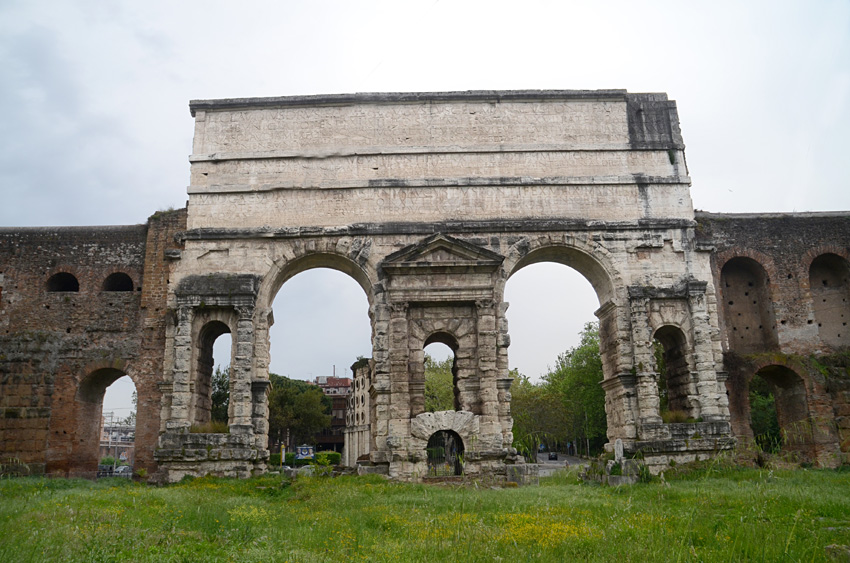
[661,410,690,423]
[284,453,311,467]
[316,451,341,465]
[269,453,282,467]
[100,456,117,466]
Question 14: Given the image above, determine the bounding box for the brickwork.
[0,210,186,476]
[2,92,848,481]
[698,212,850,465]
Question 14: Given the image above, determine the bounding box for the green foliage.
[210,365,230,423]
[424,354,455,412]
[100,456,117,466]
[749,375,782,453]
[268,374,331,449]
[511,370,567,457]
[316,451,341,466]
[268,453,281,466]
[544,322,607,455]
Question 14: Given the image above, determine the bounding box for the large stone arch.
[152,90,738,481]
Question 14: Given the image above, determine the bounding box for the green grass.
[0,466,848,562]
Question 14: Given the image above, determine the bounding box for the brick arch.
[714,248,779,283]
[802,246,850,279]
[717,252,779,353]
[46,360,136,477]
[806,251,850,349]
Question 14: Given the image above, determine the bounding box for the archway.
[74,368,133,477]
[720,257,778,353]
[100,375,137,476]
[426,430,464,477]
[652,325,696,421]
[504,250,612,457]
[191,319,232,429]
[750,365,811,454]
[809,253,850,348]
[267,262,372,456]
[423,337,458,412]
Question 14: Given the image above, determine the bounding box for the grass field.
[0,465,848,562]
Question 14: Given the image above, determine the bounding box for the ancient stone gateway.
[153,90,736,481]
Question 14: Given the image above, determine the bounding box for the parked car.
[548,452,558,461]
[113,465,133,476]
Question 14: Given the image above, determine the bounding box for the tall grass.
[0,467,847,562]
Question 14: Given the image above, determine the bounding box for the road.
[534,453,586,477]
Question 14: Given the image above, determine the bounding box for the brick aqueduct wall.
[0,210,186,477]
[1,208,848,477]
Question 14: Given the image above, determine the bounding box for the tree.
[424,354,455,412]
[749,376,781,453]
[509,370,569,459]
[543,322,607,456]
[120,390,137,426]
[267,373,331,449]
[210,366,230,423]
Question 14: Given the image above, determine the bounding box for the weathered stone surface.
[2,91,848,482]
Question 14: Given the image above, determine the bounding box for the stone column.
[629,296,662,425]
[369,302,391,463]
[687,282,728,422]
[167,305,193,431]
[229,305,255,433]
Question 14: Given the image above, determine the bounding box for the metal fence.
[426,430,464,477]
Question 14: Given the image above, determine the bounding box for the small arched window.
[103,272,134,292]
[46,272,79,292]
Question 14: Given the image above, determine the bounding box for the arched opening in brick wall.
[505,256,607,456]
[46,272,79,292]
[426,429,464,477]
[423,337,458,412]
[809,253,850,349]
[652,325,697,421]
[73,368,134,477]
[100,375,137,476]
[269,266,371,454]
[102,272,134,292]
[750,365,811,455]
[720,257,778,353]
[192,321,231,428]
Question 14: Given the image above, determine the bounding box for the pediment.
[382,234,504,274]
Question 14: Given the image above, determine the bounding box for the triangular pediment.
[382,234,504,274]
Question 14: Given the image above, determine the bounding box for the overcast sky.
[2,1,847,413]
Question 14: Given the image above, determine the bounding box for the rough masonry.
[1,90,847,481]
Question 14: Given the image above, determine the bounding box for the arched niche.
[720,257,778,353]
[191,317,233,426]
[652,325,697,418]
[103,272,134,292]
[47,272,79,292]
[809,253,850,349]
